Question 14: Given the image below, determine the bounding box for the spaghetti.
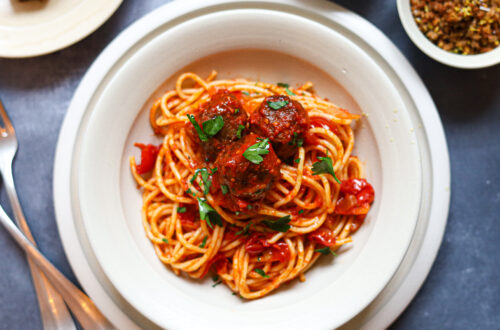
[130,71,375,299]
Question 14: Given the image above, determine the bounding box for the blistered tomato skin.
[335,178,375,215]
[187,89,248,162]
[250,95,309,160]
[308,227,336,247]
[134,143,160,174]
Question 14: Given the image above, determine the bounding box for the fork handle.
[1,165,76,330]
[0,203,114,329]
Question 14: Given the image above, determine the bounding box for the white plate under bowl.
[0,0,122,58]
[76,5,421,330]
[54,1,450,329]
[397,0,500,69]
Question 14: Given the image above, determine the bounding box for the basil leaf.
[221,184,229,195]
[267,100,289,110]
[243,138,270,164]
[236,124,245,139]
[187,114,208,142]
[202,115,224,137]
[262,215,291,232]
[312,156,341,184]
[254,268,270,278]
[199,236,208,248]
[315,247,337,256]
[177,207,187,213]
[197,198,222,229]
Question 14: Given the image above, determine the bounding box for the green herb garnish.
[177,207,187,213]
[197,198,222,229]
[315,247,337,256]
[199,236,208,248]
[187,114,208,142]
[235,109,240,114]
[262,215,291,232]
[191,168,216,195]
[289,132,303,147]
[285,87,296,96]
[294,158,301,164]
[267,99,289,110]
[221,184,229,195]
[236,222,252,236]
[202,115,224,137]
[185,188,195,196]
[243,138,270,164]
[254,268,270,278]
[312,156,341,184]
[242,91,250,96]
[162,238,169,244]
[236,124,245,139]
[298,209,304,214]
[212,280,222,287]
[277,82,289,88]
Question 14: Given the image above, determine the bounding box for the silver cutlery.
[0,100,113,329]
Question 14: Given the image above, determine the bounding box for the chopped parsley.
[278,83,296,96]
[185,188,195,196]
[315,247,337,256]
[235,108,240,114]
[162,238,169,244]
[277,82,289,88]
[202,116,224,137]
[212,280,222,287]
[187,114,224,141]
[262,215,291,232]
[177,207,186,213]
[267,99,289,110]
[289,132,303,147]
[197,198,223,229]
[294,158,301,164]
[191,168,213,195]
[254,268,270,278]
[285,87,296,96]
[221,184,229,195]
[247,205,253,210]
[187,114,208,142]
[298,209,305,214]
[243,138,270,164]
[242,91,250,96]
[236,124,245,139]
[236,222,252,236]
[235,211,241,216]
[312,156,341,184]
[199,236,208,248]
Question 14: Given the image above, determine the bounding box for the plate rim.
[0,0,122,58]
[53,0,450,329]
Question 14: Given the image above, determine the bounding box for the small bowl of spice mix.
[397,0,500,68]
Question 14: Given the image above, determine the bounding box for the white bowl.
[397,0,500,69]
[75,5,422,330]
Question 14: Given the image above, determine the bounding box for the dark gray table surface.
[0,0,499,329]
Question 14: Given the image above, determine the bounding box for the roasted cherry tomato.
[308,227,336,247]
[134,143,160,174]
[267,242,291,262]
[335,179,375,215]
[245,233,271,255]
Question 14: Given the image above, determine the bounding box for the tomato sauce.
[134,143,160,174]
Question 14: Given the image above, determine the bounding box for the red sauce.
[335,179,375,215]
[245,233,271,255]
[178,204,200,231]
[267,242,291,262]
[309,117,339,135]
[308,227,336,247]
[134,143,159,174]
[201,253,229,278]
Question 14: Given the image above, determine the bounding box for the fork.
[0,100,77,329]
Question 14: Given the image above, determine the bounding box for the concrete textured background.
[0,0,499,329]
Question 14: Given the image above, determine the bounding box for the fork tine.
[0,99,15,134]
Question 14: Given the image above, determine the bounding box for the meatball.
[249,95,309,160]
[214,133,281,213]
[188,89,247,162]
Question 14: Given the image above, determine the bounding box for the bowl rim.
[396,0,500,69]
[76,5,422,330]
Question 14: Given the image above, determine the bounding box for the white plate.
[397,0,500,69]
[0,0,122,58]
[54,1,450,329]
